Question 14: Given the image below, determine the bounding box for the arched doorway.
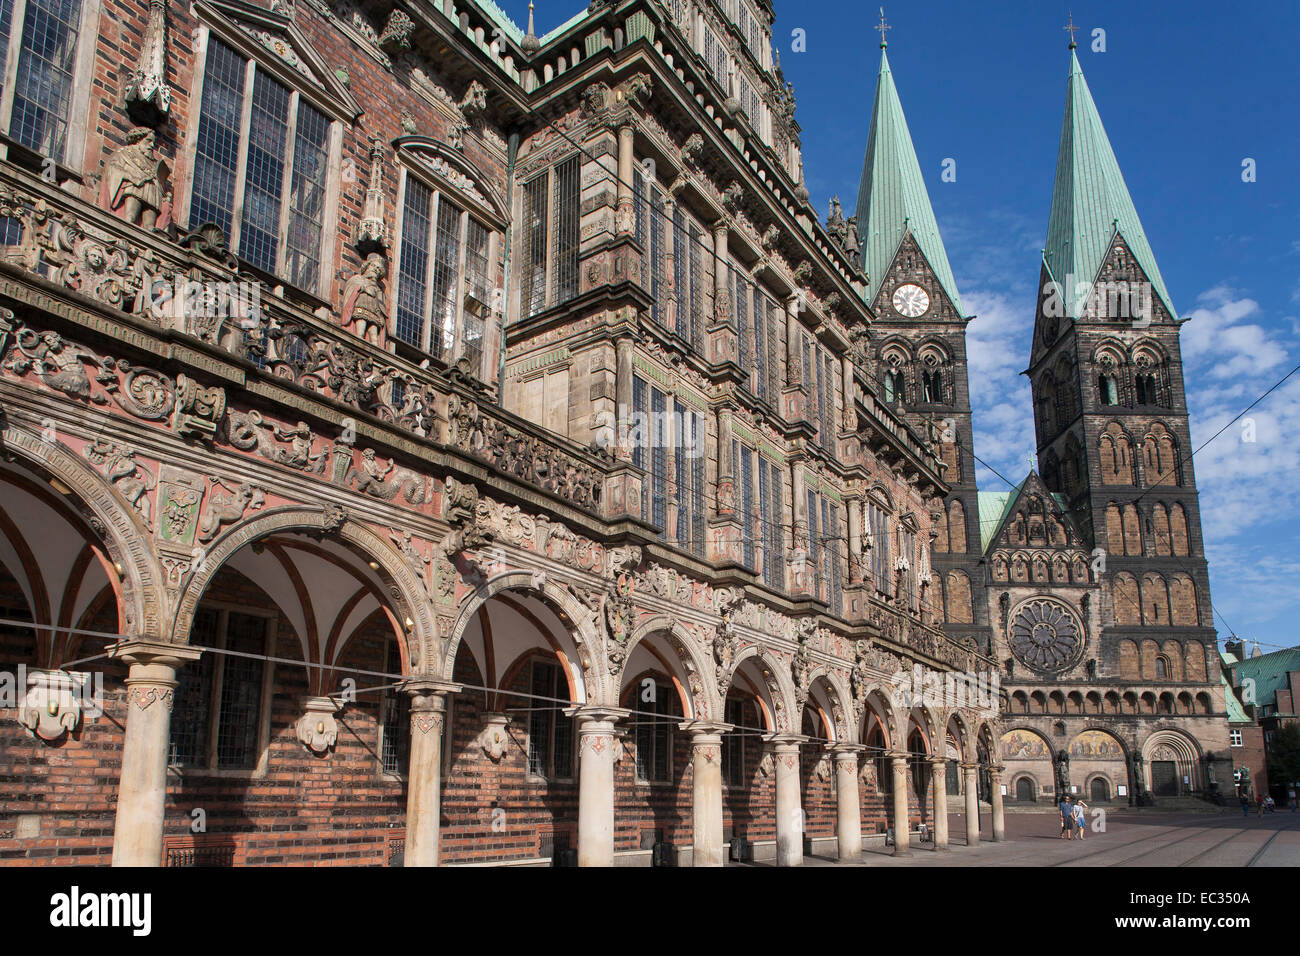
[1090,777,1111,802]
[1015,776,1036,802]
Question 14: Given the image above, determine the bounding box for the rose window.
[1008,599,1083,672]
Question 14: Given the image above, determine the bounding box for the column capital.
[400,678,461,701]
[960,761,980,772]
[988,764,1005,777]
[829,743,866,755]
[567,705,630,727]
[108,639,203,671]
[679,720,733,737]
[927,754,949,768]
[764,733,805,753]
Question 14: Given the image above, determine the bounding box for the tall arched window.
[1135,373,1158,406]
[884,369,904,404]
[922,369,942,403]
[1098,374,1118,406]
[1154,655,1169,680]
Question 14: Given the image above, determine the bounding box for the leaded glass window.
[190,36,333,292]
[393,174,496,376]
[5,0,83,163]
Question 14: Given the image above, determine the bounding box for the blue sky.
[500,1,1300,652]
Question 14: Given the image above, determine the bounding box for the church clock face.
[892,283,930,317]
[1008,598,1084,673]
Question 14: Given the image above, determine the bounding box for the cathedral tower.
[996,42,1230,805]
[854,39,988,654]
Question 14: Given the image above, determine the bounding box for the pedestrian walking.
[1073,799,1088,841]
[1059,794,1071,839]
[1289,787,1296,812]
[1240,792,1250,817]
[1257,793,1265,816]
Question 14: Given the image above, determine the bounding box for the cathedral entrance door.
[1151,761,1178,796]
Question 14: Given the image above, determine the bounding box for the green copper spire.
[855,47,962,314]
[1043,50,1176,320]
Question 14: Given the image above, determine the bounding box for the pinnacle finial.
[877,7,891,49]
[1063,11,1079,50]
[522,1,540,53]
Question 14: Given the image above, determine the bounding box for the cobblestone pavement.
[739,809,1300,866]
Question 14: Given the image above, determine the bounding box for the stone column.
[928,756,949,850]
[713,221,729,315]
[682,720,730,867]
[962,762,981,846]
[990,764,1006,842]
[615,336,634,462]
[890,753,911,856]
[111,640,202,867]
[576,707,623,866]
[786,295,802,385]
[403,679,459,867]
[771,735,803,866]
[832,745,864,862]
[616,124,635,235]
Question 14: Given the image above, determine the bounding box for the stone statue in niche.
[341,253,387,345]
[103,128,170,230]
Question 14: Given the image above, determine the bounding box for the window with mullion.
[6,0,82,163]
[635,680,676,783]
[239,70,291,275]
[528,659,574,779]
[675,406,705,557]
[191,36,333,293]
[190,38,246,239]
[807,489,821,601]
[759,457,785,591]
[733,441,755,568]
[689,222,704,352]
[393,176,493,376]
[828,500,843,614]
[649,182,665,327]
[867,499,892,596]
[723,697,747,787]
[168,606,273,772]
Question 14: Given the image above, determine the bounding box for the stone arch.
[947,709,974,763]
[445,569,600,702]
[1113,572,1141,626]
[947,498,967,553]
[0,425,164,640]
[1098,422,1134,484]
[804,666,853,742]
[618,614,714,721]
[1185,641,1207,682]
[945,569,973,624]
[860,685,901,751]
[730,644,797,734]
[174,506,438,678]
[1142,572,1169,625]
[1141,727,1202,794]
[1151,503,1172,556]
[1169,503,1190,555]
[1142,423,1180,486]
[1169,574,1198,626]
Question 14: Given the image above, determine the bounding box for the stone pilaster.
[990,764,1006,842]
[928,756,950,849]
[110,640,203,867]
[890,753,911,856]
[682,720,730,867]
[575,706,625,866]
[962,762,981,847]
[832,744,864,862]
[771,735,803,866]
[403,679,459,867]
